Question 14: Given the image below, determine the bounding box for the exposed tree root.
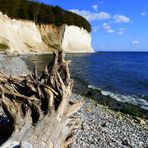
[0,51,82,148]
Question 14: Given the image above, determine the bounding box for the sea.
[24,52,148,111]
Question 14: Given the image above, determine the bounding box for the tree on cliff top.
[0,0,91,32]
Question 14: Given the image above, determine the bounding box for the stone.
[20,141,33,148]
[101,122,108,127]
[86,107,91,112]
[122,139,131,146]
[135,117,145,125]
[139,119,145,125]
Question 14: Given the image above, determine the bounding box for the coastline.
[0,54,30,76]
[0,50,95,57]
[0,54,147,147]
[71,93,148,147]
[0,51,52,56]
[2,53,147,119]
[0,93,148,147]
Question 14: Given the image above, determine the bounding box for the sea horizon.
[95,50,148,53]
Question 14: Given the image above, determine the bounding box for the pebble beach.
[0,55,147,148]
[71,94,148,148]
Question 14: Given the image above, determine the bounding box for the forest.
[0,0,91,32]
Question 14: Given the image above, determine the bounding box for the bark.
[0,51,82,148]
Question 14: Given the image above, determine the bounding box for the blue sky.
[37,0,148,51]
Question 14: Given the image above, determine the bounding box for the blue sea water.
[24,52,148,110]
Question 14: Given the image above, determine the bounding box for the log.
[0,51,82,148]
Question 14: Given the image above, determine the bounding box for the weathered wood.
[0,51,82,148]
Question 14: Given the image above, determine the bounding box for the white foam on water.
[88,85,148,110]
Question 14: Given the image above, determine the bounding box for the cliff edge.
[62,25,94,53]
[0,12,94,54]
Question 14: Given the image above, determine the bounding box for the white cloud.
[103,23,114,33]
[117,28,127,35]
[70,9,111,21]
[92,5,98,12]
[71,9,131,26]
[118,32,124,35]
[130,40,140,45]
[92,1,104,11]
[113,15,130,23]
[93,26,99,32]
[107,29,114,33]
[103,23,111,29]
[141,11,147,16]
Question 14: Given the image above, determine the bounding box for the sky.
[37,0,148,51]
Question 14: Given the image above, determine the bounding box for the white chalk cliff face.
[0,12,48,53]
[62,25,94,53]
[0,12,94,53]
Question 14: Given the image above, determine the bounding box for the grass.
[0,43,9,51]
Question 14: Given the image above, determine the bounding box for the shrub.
[0,43,9,51]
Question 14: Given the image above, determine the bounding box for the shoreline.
[0,51,52,56]
[0,93,147,147]
[0,53,148,116]
[0,53,147,118]
[85,87,148,119]
[0,54,147,147]
[71,94,148,147]
[0,51,95,57]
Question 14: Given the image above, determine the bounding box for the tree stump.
[0,51,82,148]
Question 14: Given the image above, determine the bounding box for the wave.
[88,85,148,110]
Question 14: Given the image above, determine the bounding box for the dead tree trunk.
[0,51,82,148]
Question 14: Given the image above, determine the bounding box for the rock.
[62,25,94,53]
[86,107,91,112]
[101,122,108,127]
[71,94,148,148]
[138,141,144,147]
[0,56,30,76]
[139,119,145,125]
[20,141,33,148]
[122,139,131,146]
[118,115,122,120]
[135,117,145,125]
[0,12,94,54]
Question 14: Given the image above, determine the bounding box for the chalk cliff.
[62,25,94,53]
[0,12,94,53]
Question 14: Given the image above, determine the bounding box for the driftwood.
[0,51,82,148]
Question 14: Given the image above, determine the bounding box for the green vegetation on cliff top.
[0,0,91,32]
